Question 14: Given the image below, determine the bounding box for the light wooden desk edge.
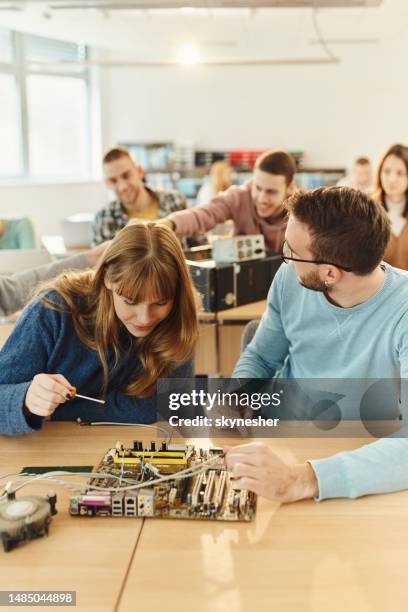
[1,422,407,612]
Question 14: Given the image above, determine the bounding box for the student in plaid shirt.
[92,147,187,246]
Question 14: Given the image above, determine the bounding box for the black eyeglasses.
[281,240,353,272]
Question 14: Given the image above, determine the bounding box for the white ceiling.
[0,0,385,7]
[0,0,406,62]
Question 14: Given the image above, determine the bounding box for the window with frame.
[0,27,91,181]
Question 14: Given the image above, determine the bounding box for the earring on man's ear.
[324,280,331,288]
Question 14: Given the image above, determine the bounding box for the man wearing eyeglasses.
[226,186,408,503]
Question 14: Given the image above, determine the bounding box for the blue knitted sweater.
[0,292,192,436]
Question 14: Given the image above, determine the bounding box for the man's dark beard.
[298,270,330,293]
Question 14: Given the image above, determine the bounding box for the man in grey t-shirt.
[0,242,107,317]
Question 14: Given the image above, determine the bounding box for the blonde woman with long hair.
[0,223,198,435]
[196,161,234,205]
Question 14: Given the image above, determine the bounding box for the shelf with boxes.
[120,142,346,203]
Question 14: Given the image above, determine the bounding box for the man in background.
[91,147,187,246]
[337,157,373,194]
[160,149,296,253]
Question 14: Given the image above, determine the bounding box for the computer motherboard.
[69,441,256,522]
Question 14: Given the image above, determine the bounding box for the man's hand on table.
[225,442,319,503]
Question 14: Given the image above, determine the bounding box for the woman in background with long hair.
[196,160,234,205]
[375,143,408,269]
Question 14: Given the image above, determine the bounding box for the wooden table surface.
[1,423,407,612]
[0,424,145,612]
[217,300,267,322]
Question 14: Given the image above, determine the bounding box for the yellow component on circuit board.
[113,451,187,466]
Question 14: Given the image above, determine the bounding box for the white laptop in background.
[60,213,95,249]
[0,249,54,275]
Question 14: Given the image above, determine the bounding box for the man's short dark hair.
[355,157,370,166]
[254,149,296,185]
[285,186,390,276]
[103,146,132,165]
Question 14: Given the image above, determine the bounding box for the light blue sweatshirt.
[233,262,408,501]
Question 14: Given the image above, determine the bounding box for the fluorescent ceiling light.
[32,57,339,67]
[5,1,383,8]
[176,42,202,64]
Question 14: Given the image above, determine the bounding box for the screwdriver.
[68,387,105,405]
